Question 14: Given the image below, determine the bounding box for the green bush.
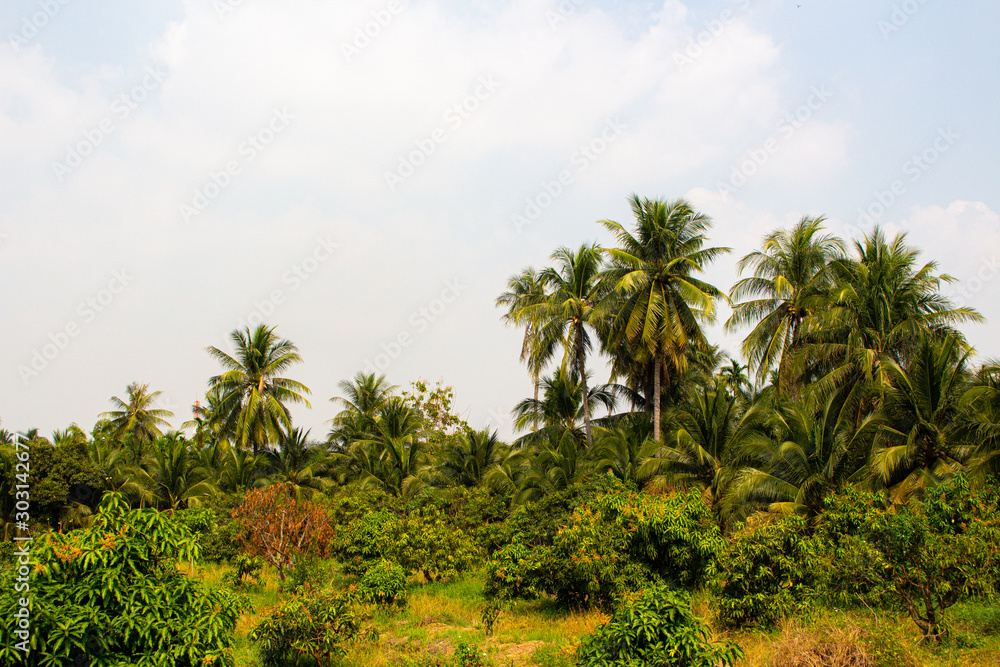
[713,513,813,629]
[357,558,408,607]
[807,478,1000,641]
[395,505,482,581]
[332,508,400,575]
[175,492,245,563]
[0,492,243,666]
[251,589,359,667]
[454,640,492,667]
[485,486,722,610]
[576,585,743,667]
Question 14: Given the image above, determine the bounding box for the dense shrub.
[0,493,243,666]
[357,558,408,607]
[175,491,245,562]
[576,585,743,667]
[395,505,482,581]
[713,513,813,629]
[808,478,1000,641]
[251,589,359,667]
[485,486,722,610]
[222,553,265,589]
[331,508,400,575]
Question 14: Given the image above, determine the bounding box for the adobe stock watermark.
[878,0,933,40]
[513,117,627,234]
[673,0,752,72]
[17,269,134,386]
[362,278,466,374]
[853,127,958,232]
[383,76,501,191]
[942,255,999,310]
[179,107,294,224]
[236,235,340,330]
[7,0,72,52]
[546,0,587,29]
[52,65,169,183]
[341,0,404,62]
[716,85,832,199]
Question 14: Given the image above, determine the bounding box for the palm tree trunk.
[576,325,593,449]
[653,351,662,442]
[533,372,540,433]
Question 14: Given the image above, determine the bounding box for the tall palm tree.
[496,268,557,430]
[327,371,397,448]
[207,324,311,454]
[726,216,845,390]
[100,382,174,448]
[534,243,610,448]
[600,196,730,442]
[799,228,981,413]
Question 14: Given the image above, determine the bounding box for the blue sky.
[2,0,998,438]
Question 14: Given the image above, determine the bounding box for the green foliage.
[576,585,743,667]
[250,589,359,667]
[713,513,813,629]
[395,505,482,582]
[486,486,722,610]
[808,477,1000,641]
[357,558,408,607]
[0,492,242,666]
[222,553,265,590]
[331,507,400,576]
[176,491,245,562]
[284,555,332,595]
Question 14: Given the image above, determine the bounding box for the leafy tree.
[600,196,730,442]
[207,324,311,454]
[0,493,243,666]
[231,484,334,582]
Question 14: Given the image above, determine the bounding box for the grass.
[204,560,1000,667]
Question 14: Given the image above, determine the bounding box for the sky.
[1,0,998,441]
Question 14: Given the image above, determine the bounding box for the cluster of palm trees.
[3,196,998,529]
[494,197,998,520]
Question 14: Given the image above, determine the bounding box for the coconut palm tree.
[726,216,845,390]
[725,392,877,520]
[870,335,976,503]
[438,428,509,488]
[590,412,655,488]
[261,427,332,499]
[348,397,424,496]
[138,435,217,512]
[100,382,174,448]
[496,268,558,430]
[533,244,611,448]
[207,324,311,454]
[600,196,730,442]
[638,378,758,512]
[511,366,616,452]
[798,228,981,414]
[327,371,397,449]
